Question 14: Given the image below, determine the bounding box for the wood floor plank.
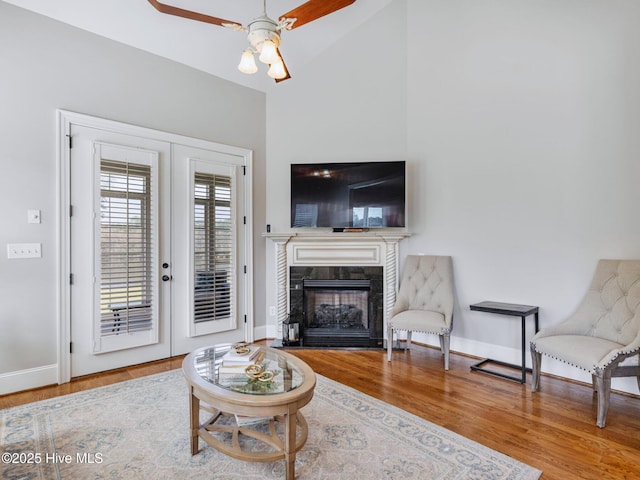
[286,345,640,480]
[1,343,639,479]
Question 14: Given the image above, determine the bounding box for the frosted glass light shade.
[267,60,287,80]
[259,40,279,64]
[238,50,257,74]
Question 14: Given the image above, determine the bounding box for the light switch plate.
[7,243,42,259]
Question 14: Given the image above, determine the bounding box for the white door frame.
[56,109,254,384]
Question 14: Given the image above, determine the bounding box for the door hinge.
[244,265,247,274]
[69,273,74,285]
[244,315,247,324]
[69,342,73,354]
[242,165,246,175]
[243,216,246,225]
[69,205,73,217]
[66,134,73,149]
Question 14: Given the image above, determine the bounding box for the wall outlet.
[7,243,42,259]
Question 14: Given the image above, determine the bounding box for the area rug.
[0,370,541,479]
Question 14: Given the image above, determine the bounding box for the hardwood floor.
[2,343,639,479]
[0,356,185,409]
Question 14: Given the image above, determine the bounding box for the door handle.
[162,275,172,282]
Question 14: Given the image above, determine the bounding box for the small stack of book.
[218,345,262,375]
[234,414,272,427]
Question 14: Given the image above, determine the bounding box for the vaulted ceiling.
[4,0,394,91]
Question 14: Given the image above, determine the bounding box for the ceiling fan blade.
[280,0,356,30]
[147,0,242,29]
[275,49,292,83]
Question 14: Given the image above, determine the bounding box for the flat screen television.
[290,161,406,229]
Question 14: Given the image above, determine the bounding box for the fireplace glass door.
[302,279,371,346]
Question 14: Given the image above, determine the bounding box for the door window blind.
[193,172,233,324]
[99,159,154,336]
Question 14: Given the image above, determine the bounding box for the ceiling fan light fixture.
[238,49,258,74]
[267,59,287,80]
[258,39,279,64]
[148,0,361,83]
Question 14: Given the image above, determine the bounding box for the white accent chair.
[531,259,640,427]
[387,255,454,370]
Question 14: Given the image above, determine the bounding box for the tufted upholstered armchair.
[531,259,640,427]
[387,255,454,370]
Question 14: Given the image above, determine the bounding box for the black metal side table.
[469,301,539,384]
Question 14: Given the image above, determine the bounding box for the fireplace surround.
[266,232,410,348]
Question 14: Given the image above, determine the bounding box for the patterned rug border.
[1,369,542,480]
[314,375,541,480]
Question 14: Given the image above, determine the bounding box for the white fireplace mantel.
[264,231,411,340]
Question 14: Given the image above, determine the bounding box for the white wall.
[265,0,640,393]
[406,0,640,392]
[4,0,639,396]
[264,0,408,333]
[0,2,266,387]
[265,0,408,233]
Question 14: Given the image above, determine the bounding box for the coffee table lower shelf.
[196,405,309,463]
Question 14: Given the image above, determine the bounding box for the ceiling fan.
[148,0,357,82]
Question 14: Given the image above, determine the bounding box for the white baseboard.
[0,364,58,396]
[411,332,640,396]
[253,324,270,343]
[263,323,278,341]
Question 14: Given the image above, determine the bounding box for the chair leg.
[441,334,450,371]
[594,373,612,428]
[406,331,412,350]
[531,347,542,392]
[387,325,393,362]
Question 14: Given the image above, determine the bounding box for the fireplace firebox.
[289,266,383,348]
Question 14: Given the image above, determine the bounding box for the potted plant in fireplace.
[282,310,302,347]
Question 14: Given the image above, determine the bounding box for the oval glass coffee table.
[182,344,316,480]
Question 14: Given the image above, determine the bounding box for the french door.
[170,144,251,354]
[61,113,252,378]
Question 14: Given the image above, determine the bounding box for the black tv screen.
[290,161,406,228]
